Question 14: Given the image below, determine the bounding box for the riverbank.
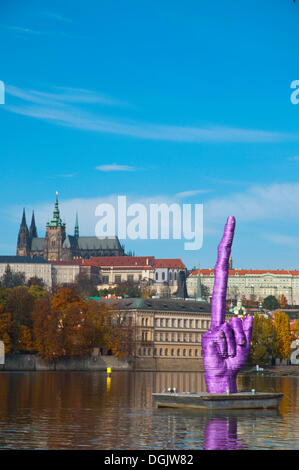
[245,365,299,378]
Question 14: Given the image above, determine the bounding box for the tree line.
[0,281,134,361]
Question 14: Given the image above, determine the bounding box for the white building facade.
[187,269,299,305]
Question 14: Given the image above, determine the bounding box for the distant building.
[0,256,52,287]
[153,259,187,296]
[187,268,299,305]
[100,297,232,369]
[16,193,124,261]
[51,260,99,286]
[84,256,187,294]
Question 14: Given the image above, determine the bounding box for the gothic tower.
[16,209,30,256]
[43,192,66,261]
[29,210,38,240]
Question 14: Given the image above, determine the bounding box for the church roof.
[0,256,49,264]
[30,237,45,251]
[76,236,121,250]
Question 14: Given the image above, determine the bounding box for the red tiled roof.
[82,256,155,267]
[191,269,299,276]
[153,258,186,269]
[50,260,83,265]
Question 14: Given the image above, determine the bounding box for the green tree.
[0,265,25,288]
[72,273,99,298]
[27,276,45,288]
[0,286,10,313]
[262,295,279,311]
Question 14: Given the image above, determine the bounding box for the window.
[128,275,134,283]
[165,348,168,356]
[102,276,109,284]
[177,349,180,356]
[183,349,186,356]
[159,348,163,356]
[189,349,192,357]
[171,349,174,356]
[162,272,165,281]
[169,272,172,281]
[115,275,121,283]
[155,272,159,280]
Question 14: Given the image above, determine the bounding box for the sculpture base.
[152,391,283,410]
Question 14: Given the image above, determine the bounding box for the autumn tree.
[61,302,95,357]
[32,296,65,361]
[273,310,291,361]
[6,286,35,351]
[0,313,12,354]
[249,314,278,365]
[51,287,82,313]
[278,294,288,309]
[18,325,34,352]
[85,300,106,348]
[103,307,135,358]
[292,319,299,339]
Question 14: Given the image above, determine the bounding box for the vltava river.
[0,371,298,450]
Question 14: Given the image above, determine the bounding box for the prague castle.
[16,193,124,261]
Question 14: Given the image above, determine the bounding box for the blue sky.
[1,0,299,269]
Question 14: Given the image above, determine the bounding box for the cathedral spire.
[17,208,30,256]
[29,210,37,239]
[21,208,27,227]
[74,212,79,238]
[48,191,63,227]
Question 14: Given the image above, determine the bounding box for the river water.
[0,370,298,450]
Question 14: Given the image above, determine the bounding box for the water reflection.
[0,371,298,449]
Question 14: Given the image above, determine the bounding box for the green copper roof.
[47,192,65,227]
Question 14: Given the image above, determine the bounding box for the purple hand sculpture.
[201,216,253,394]
[203,417,244,450]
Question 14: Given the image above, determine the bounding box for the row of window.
[138,348,200,357]
[141,331,202,342]
[155,271,178,281]
[153,318,210,329]
[102,274,140,284]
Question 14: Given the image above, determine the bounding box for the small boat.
[152,391,283,410]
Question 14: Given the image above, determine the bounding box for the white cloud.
[3,84,295,143]
[262,233,299,247]
[95,164,136,172]
[175,189,210,199]
[205,183,299,222]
